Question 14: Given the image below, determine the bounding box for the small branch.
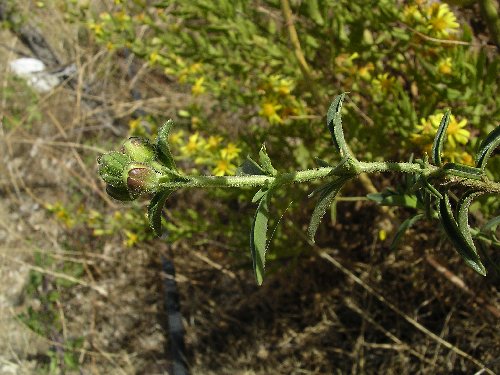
[159,161,500,194]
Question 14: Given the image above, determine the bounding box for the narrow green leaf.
[423,179,443,200]
[439,194,486,276]
[431,109,451,166]
[252,188,267,203]
[457,190,484,250]
[258,144,277,176]
[307,0,325,25]
[366,192,419,208]
[442,163,484,180]
[314,157,331,167]
[390,214,424,250]
[237,156,266,176]
[308,178,347,242]
[475,125,500,169]
[156,120,177,170]
[250,193,269,285]
[148,190,174,236]
[481,215,500,234]
[326,93,351,158]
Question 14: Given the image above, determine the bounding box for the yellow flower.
[259,101,283,125]
[205,135,223,151]
[88,22,104,37]
[149,51,159,64]
[412,113,470,150]
[437,57,453,75]
[403,5,424,23]
[220,143,241,161]
[357,62,374,81]
[124,230,139,247]
[128,118,144,134]
[180,132,204,156]
[372,73,395,94]
[189,63,203,73]
[426,3,459,38]
[169,130,185,145]
[191,77,206,96]
[444,150,474,165]
[213,158,237,176]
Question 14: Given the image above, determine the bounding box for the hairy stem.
[159,162,500,194]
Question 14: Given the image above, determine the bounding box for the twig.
[1,254,108,297]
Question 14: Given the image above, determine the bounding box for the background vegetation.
[0,0,498,374]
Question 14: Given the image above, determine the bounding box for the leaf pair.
[238,144,277,177]
[326,93,352,159]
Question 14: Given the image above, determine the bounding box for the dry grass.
[0,2,498,374]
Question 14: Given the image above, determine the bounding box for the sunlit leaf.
[259,144,277,176]
[475,125,500,169]
[431,109,451,166]
[156,119,177,170]
[326,93,351,158]
[250,192,269,285]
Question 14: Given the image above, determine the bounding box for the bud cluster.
[98,137,161,201]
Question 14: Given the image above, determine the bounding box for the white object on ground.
[9,57,60,92]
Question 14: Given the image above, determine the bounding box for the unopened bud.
[122,137,156,163]
[125,163,160,196]
[98,152,131,188]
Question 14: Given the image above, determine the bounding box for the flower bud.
[97,152,131,188]
[121,137,156,163]
[124,163,160,196]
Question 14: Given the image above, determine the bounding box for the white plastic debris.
[9,57,60,92]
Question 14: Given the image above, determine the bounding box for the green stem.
[159,161,500,194]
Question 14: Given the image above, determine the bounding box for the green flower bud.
[105,184,135,201]
[121,137,156,163]
[124,163,160,196]
[97,152,131,188]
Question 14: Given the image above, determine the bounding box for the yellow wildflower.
[205,135,223,151]
[189,63,203,74]
[88,22,104,37]
[403,5,424,23]
[220,143,241,161]
[123,230,139,247]
[372,73,395,94]
[169,130,185,146]
[426,3,459,38]
[444,150,474,165]
[259,101,283,125]
[149,51,159,64]
[437,57,453,75]
[412,113,470,149]
[180,132,204,155]
[192,77,206,96]
[213,158,237,176]
[357,62,374,81]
